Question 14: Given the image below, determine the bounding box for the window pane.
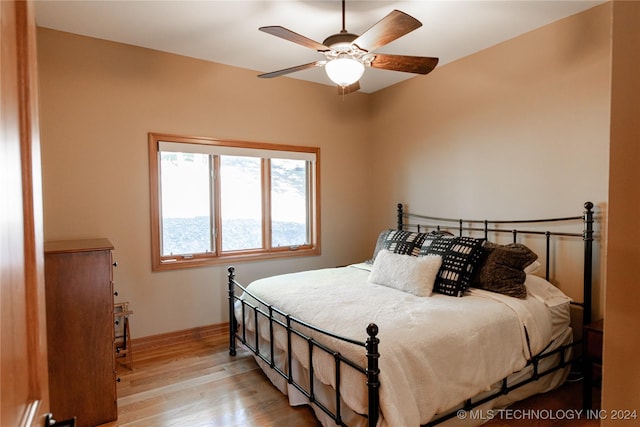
[160,152,212,256]
[271,159,309,247]
[220,156,262,251]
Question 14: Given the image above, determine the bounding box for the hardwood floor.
[100,333,320,427]
[99,334,600,427]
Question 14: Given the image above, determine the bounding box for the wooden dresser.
[44,239,118,427]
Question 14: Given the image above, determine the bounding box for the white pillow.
[525,274,572,307]
[368,250,443,297]
[524,260,542,274]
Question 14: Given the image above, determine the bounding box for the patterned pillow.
[367,230,429,264]
[366,229,393,264]
[420,233,485,297]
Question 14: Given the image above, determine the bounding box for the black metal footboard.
[227,266,380,427]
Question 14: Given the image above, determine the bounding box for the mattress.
[235,264,572,426]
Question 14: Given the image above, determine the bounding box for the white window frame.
[149,133,321,271]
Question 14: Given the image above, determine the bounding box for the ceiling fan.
[258,0,439,94]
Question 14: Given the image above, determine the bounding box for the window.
[149,133,320,271]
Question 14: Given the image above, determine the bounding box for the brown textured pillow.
[472,242,538,299]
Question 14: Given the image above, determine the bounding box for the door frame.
[1,0,50,426]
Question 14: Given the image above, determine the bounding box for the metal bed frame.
[227,202,595,427]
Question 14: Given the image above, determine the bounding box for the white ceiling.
[34,0,605,93]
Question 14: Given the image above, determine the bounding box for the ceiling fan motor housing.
[323,32,359,52]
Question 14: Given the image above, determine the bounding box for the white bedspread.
[237,264,554,426]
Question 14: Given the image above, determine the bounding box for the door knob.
[45,413,76,426]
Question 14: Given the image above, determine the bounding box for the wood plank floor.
[99,334,600,427]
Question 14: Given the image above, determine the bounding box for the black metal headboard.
[396,202,595,325]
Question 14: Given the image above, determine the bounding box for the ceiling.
[34,0,605,93]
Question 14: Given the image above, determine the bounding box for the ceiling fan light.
[325,57,365,87]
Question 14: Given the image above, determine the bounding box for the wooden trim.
[132,323,229,353]
[2,1,50,426]
[213,154,221,255]
[148,132,322,272]
[150,132,320,156]
[148,133,163,271]
[18,0,49,408]
[262,158,271,250]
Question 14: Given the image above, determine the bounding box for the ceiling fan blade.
[258,61,324,79]
[370,54,439,75]
[259,26,330,52]
[337,81,360,95]
[352,10,422,53]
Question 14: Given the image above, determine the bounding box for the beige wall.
[369,2,611,218]
[37,29,374,338]
[38,4,612,340]
[368,4,611,316]
[602,1,640,422]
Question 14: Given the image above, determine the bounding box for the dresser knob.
[114,291,119,297]
[113,261,118,267]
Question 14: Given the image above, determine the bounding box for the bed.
[227,202,595,427]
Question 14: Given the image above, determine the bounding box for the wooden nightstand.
[583,319,603,409]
